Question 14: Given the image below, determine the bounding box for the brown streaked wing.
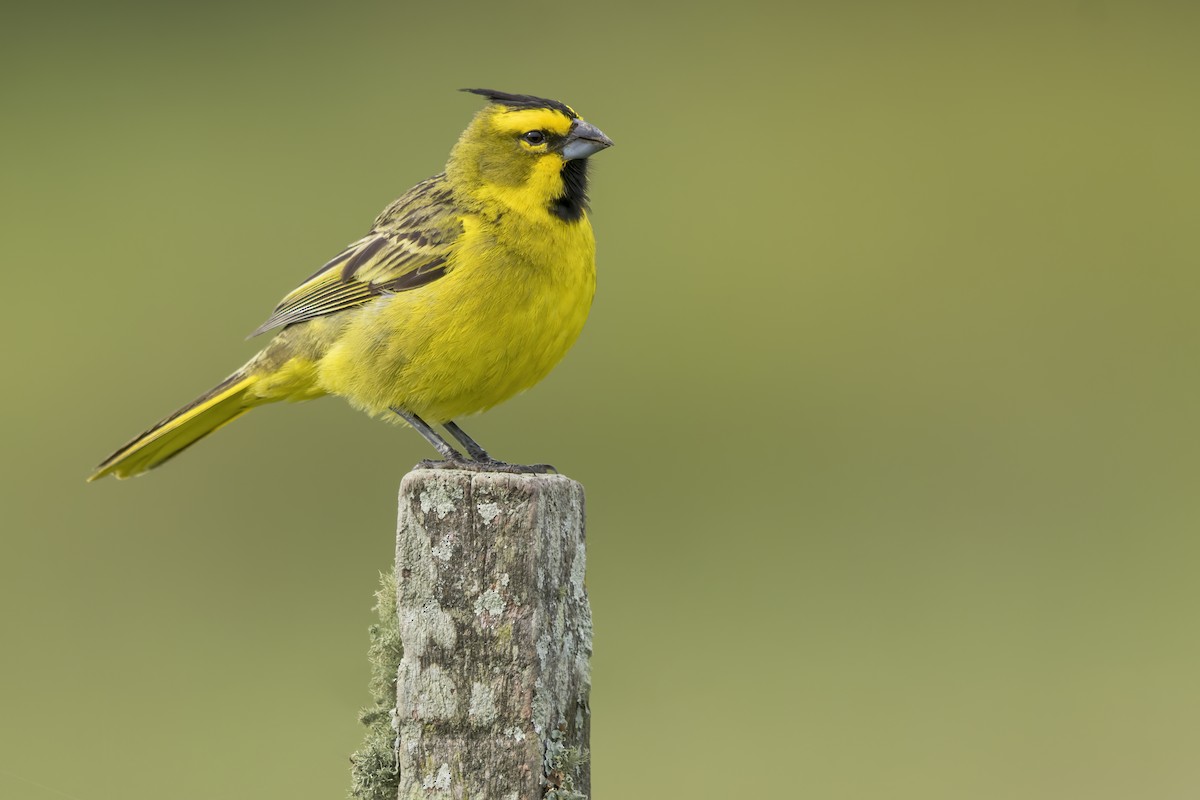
[249,174,462,337]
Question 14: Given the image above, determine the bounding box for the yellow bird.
[89,89,613,480]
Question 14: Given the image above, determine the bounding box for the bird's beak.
[562,120,614,160]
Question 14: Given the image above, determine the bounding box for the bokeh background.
[3,1,1199,797]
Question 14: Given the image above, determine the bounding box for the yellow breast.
[316,212,596,422]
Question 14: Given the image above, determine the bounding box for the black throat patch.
[551,159,590,222]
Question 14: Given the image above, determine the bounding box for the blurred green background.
[2,1,1199,797]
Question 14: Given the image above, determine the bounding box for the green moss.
[349,567,404,800]
[543,728,589,800]
[544,791,588,800]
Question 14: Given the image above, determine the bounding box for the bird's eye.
[522,130,546,145]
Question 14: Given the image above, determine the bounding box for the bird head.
[448,89,613,222]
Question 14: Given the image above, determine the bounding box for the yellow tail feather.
[88,372,260,481]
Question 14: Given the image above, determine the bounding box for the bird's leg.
[390,407,463,462]
[442,421,492,462]
[443,420,558,474]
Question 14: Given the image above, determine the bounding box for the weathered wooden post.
[392,468,592,799]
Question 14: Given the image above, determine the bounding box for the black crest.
[461,88,578,120]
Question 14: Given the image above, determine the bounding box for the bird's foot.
[477,459,558,474]
[415,458,557,474]
[416,458,469,471]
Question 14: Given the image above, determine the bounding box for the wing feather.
[250,174,462,337]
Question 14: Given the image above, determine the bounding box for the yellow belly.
[314,216,596,422]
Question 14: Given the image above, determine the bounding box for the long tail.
[88,371,261,481]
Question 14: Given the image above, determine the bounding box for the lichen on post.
[392,468,592,799]
[349,566,404,800]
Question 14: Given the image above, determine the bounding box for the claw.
[414,459,557,474]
